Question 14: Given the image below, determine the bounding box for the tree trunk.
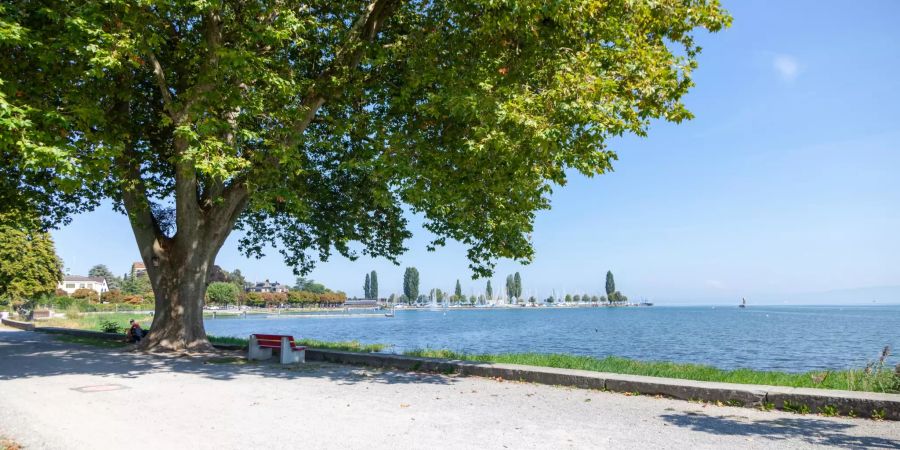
[138,240,218,352]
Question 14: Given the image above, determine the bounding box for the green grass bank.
[405,349,900,394]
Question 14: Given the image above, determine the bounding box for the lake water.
[204,305,900,373]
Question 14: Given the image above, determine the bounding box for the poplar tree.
[513,272,522,299]
[606,271,616,298]
[402,267,419,305]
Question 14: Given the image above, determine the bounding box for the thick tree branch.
[176,11,222,124]
[173,142,201,245]
[115,149,168,264]
[146,50,176,119]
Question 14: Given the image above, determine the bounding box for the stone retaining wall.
[1,318,35,331]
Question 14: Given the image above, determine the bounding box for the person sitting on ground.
[126,319,144,343]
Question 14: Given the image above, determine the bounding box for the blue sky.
[52,1,900,304]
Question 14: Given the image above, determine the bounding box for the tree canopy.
[0,219,62,311]
[88,264,122,290]
[0,0,729,349]
[206,281,240,305]
[1,0,730,273]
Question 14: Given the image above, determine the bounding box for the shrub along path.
[0,328,898,450]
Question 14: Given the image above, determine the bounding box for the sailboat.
[739,298,747,308]
[384,303,395,317]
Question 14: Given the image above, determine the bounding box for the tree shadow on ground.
[660,412,900,449]
[0,331,455,386]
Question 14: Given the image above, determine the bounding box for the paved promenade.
[0,329,897,449]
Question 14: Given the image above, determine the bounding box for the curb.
[29,327,899,420]
[305,350,900,421]
[1,318,35,331]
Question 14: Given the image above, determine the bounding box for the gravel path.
[0,329,897,450]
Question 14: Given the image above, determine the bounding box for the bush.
[72,288,100,303]
[101,289,125,304]
[65,305,83,319]
[99,320,122,333]
[123,295,144,305]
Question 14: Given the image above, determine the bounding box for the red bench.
[248,334,307,364]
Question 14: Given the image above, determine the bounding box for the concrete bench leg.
[280,337,305,364]
[248,335,272,361]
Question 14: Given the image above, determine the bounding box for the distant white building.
[58,276,109,295]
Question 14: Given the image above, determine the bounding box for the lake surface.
[204,305,900,373]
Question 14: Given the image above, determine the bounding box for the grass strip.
[53,334,128,348]
[403,349,900,394]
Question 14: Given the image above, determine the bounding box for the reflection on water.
[204,305,900,373]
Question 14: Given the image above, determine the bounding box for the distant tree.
[364,273,371,299]
[122,274,153,296]
[565,294,572,303]
[611,291,627,304]
[514,272,522,299]
[455,279,462,300]
[403,267,420,304]
[606,271,616,298]
[546,296,555,304]
[601,295,608,304]
[370,270,379,299]
[478,294,485,304]
[528,296,536,305]
[295,277,326,294]
[573,295,581,303]
[468,295,477,304]
[229,269,247,289]
[505,275,514,301]
[434,288,445,304]
[207,282,240,306]
[0,221,62,312]
[591,295,600,303]
[88,264,121,290]
[486,280,493,300]
[388,293,396,304]
[207,265,229,283]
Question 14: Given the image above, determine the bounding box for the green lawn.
[404,349,900,394]
[39,313,150,333]
[53,334,128,348]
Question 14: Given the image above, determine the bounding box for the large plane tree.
[0,0,729,351]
